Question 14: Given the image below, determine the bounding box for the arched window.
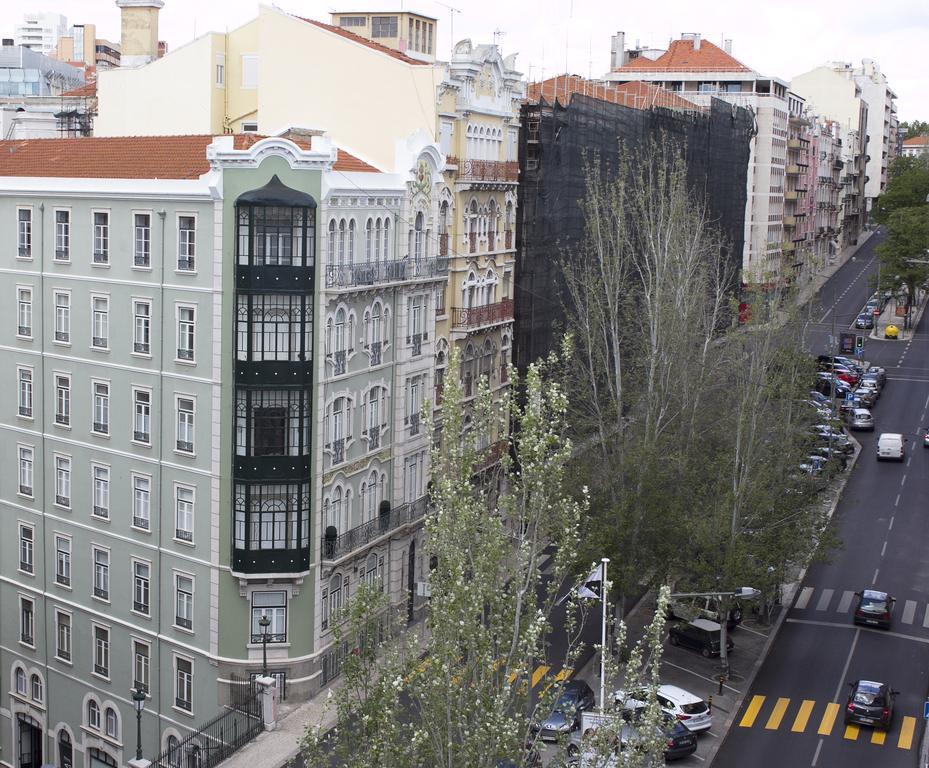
[328,486,343,531]
[364,551,380,587]
[462,343,475,397]
[328,573,343,619]
[327,220,336,265]
[347,220,355,264]
[487,200,497,246]
[334,309,346,354]
[104,707,119,739]
[365,219,373,262]
[166,736,181,768]
[337,220,346,266]
[383,219,391,259]
[58,729,73,768]
[87,699,101,730]
[14,667,26,695]
[414,212,424,261]
[485,267,497,305]
[367,302,382,349]
[463,270,478,308]
[30,673,42,703]
[438,201,449,256]
[374,218,382,263]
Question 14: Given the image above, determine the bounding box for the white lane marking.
[873,568,880,584]
[889,516,895,529]
[815,589,834,612]
[922,605,929,628]
[902,600,917,625]
[811,738,824,767]
[902,473,908,486]
[895,494,901,507]
[690,754,705,762]
[925,392,929,410]
[881,541,887,557]
[736,623,770,638]
[832,628,861,702]
[788,617,929,645]
[907,456,912,467]
[837,590,855,613]
[795,586,814,610]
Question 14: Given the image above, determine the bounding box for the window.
[406,376,423,435]
[93,211,109,264]
[134,213,151,267]
[326,397,349,463]
[56,535,71,587]
[241,121,258,133]
[363,386,387,449]
[175,397,195,453]
[134,389,151,444]
[15,667,27,695]
[54,292,70,342]
[93,547,110,600]
[81,376,104,431]
[87,699,101,730]
[175,574,193,630]
[215,60,224,86]
[18,446,33,496]
[93,625,110,677]
[235,389,310,457]
[55,374,71,426]
[55,455,71,507]
[18,208,32,258]
[133,561,150,614]
[133,641,150,693]
[104,708,118,740]
[55,210,70,261]
[322,574,347,630]
[19,524,34,573]
[177,306,195,360]
[18,367,33,417]
[241,54,259,89]
[339,15,366,26]
[17,287,32,337]
[251,591,287,643]
[20,597,34,645]
[56,612,72,661]
[371,15,397,37]
[31,674,43,703]
[233,481,311,555]
[178,216,196,271]
[133,475,151,530]
[93,465,110,518]
[175,658,193,711]
[92,296,109,348]
[176,486,194,542]
[133,300,151,354]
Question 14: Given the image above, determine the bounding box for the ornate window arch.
[374,218,382,263]
[347,219,356,264]
[13,664,27,696]
[383,218,391,259]
[337,219,346,266]
[362,384,388,448]
[414,211,425,261]
[166,735,182,768]
[487,199,497,246]
[463,269,478,308]
[86,698,101,730]
[30,672,43,703]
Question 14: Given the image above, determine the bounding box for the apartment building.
[604,32,790,282]
[853,59,897,205]
[13,13,68,56]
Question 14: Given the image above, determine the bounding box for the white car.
[876,433,905,461]
[848,408,874,431]
[613,683,712,732]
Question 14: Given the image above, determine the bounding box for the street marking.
[889,516,895,530]
[818,703,840,735]
[833,628,860,703]
[816,589,834,612]
[531,664,550,688]
[662,661,741,693]
[791,699,815,732]
[783,583,797,604]
[739,695,765,728]
[922,604,929,628]
[902,600,917,625]
[907,456,912,467]
[881,541,887,557]
[873,568,880,584]
[837,591,854,613]
[844,723,860,740]
[811,738,824,766]
[765,697,790,730]
[787,617,929,645]
[796,587,814,610]
[895,493,900,506]
[899,716,916,749]
[554,668,573,682]
[901,474,907,486]
[871,729,886,745]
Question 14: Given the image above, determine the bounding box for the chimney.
[610,31,625,69]
[724,38,732,54]
[116,0,164,68]
[694,33,701,50]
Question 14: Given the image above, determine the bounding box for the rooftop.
[527,75,700,111]
[296,15,429,66]
[902,135,929,146]
[614,37,753,73]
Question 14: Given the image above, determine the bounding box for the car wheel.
[701,647,711,658]
[669,634,679,646]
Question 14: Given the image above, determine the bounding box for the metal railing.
[321,496,429,562]
[451,299,514,330]
[329,438,345,465]
[93,250,108,264]
[177,256,196,271]
[325,256,449,288]
[446,157,519,182]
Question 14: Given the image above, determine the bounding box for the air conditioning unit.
[416,581,432,598]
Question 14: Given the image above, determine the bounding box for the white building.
[901,135,929,157]
[853,59,897,205]
[13,12,68,56]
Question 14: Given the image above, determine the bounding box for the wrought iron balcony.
[366,424,381,450]
[320,496,429,563]
[325,256,449,288]
[332,350,346,376]
[93,250,108,264]
[177,256,195,271]
[451,299,514,330]
[329,438,345,465]
[17,325,31,337]
[369,341,382,366]
[445,157,519,183]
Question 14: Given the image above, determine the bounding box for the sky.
[3,0,927,121]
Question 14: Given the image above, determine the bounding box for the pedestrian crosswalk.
[738,695,917,750]
[787,586,929,627]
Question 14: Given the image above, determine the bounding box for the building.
[13,12,68,56]
[328,10,438,62]
[0,41,85,97]
[516,74,752,371]
[853,59,897,205]
[54,24,121,70]
[901,135,929,157]
[805,119,844,268]
[604,32,791,282]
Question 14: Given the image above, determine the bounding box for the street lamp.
[131,687,146,761]
[258,614,271,677]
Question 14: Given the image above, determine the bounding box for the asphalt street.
[716,231,929,767]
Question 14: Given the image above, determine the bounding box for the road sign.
[845,392,855,403]
[924,700,929,719]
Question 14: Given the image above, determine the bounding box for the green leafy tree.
[876,206,929,320]
[900,120,929,140]
[873,154,929,223]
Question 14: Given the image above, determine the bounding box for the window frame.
[132,558,152,616]
[92,379,110,436]
[54,372,71,427]
[53,290,71,344]
[132,297,153,356]
[17,365,34,419]
[92,209,110,266]
[55,533,72,588]
[132,210,153,269]
[132,473,152,531]
[55,609,72,662]
[16,285,33,339]
[20,595,35,646]
[250,590,288,644]
[16,206,33,259]
[91,294,110,350]
[174,572,194,632]
[133,639,151,693]
[18,522,34,575]
[54,207,71,262]
[54,453,72,508]
[174,655,194,713]
[91,463,111,519]
[92,545,110,602]
[175,395,196,455]
[176,304,196,362]
[175,484,195,544]
[92,623,111,680]
[18,444,34,498]
[132,386,153,445]
[176,213,197,272]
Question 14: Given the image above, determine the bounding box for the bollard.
[707,695,713,713]
[718,675,725,695]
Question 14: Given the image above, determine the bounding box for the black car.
[845,680,897,729]
[815,376,851,399]
[622,712,697,761]
[853,589,895,629]
[855,313,875,329]
[668,619,734,658]
[532,679,596,740]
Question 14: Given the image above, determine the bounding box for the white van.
[877,433,905,461]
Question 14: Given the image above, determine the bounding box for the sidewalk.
[870,288,928,342]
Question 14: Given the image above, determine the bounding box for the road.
[716,231,929,767]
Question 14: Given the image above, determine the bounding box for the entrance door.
[17,714,42,768]
[407,540,416,624]
[58,730,72,768]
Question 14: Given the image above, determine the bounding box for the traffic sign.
[845,392,855,403]
[923,700,929,719]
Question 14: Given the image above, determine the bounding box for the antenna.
[493,28,505,50]
[436,2,461,53]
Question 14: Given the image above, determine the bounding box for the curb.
[705,436,861,766]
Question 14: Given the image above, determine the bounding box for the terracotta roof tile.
[902,135,929,146]
[615,38,752,73]
[333,149,379,172]
[296,16,428,66]
[61,80,97,98]
[526,75,700,111]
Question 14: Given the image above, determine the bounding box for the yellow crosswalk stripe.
[871,729,886,745]
[739,695,765,728]
[818,703,840,735]
[898,716,916,750]
[531,665,550,688]
[765,698,791,730]
[554,668,573,682]
[844,724,860,740]
[791,700,815,732]
[507,671,518,685]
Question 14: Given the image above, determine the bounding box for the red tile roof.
[526,75,700,111]
[0,134,377,179]
[903,135,929,146]
[296,16,428,66]
[61,80,97,98]
[615,38,752,73]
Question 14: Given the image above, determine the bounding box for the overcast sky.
[3,0,926,120]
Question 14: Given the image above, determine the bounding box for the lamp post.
[131,687,146,761]
[258,614,271,677]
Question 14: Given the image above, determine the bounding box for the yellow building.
[329,10,437,62]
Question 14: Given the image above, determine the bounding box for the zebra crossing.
[787,586,929,628]
[738,694,917,750]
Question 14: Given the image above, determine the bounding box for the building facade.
[0,43,85,97]
[853,59,897,206]
[901,135,929,157]
[13,13,68,56]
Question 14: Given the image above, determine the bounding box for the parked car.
[844,680,897,729]
[838,396,865,417]
[532,679,596,741]
[855,313,875,329]
[809,390,832,407]
[668,619,734,658]
[815,375,851,399]
[852,387,877,408]
[860,372,884,393]
[613,684,713,733]
[800,455,827,475]
[862,366,886,385]
[876,433,906,461]
[668,595,743,629]
[848,408,874,431]
[812,446,849,470]
[853,589,894,629]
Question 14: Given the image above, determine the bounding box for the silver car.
[853,387,877,408]
[849,408,874,431]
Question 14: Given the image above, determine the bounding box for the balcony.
[446,157,518,183]
[783,216,797,228]
[325,256,449,289]
[451,299,514,331]
[786,165,802,176]
[439,233,449,256]
[787,138,803,149]
[369,341,382,366]
[320,496,429,563]
[329,438,345,465]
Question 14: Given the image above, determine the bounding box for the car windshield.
[860,593,888,611]
[681,701,706,714]
[853,684,884,706]
[555,692,578,709]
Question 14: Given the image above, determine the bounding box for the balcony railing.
[332,350,346,376]
[366,424,380,450]
[325,257,449,288]
[447,158,519,183]
[321,496,429,562]
[785,165,802,176]
[329,438,345,465]
[452,299,514,330]
[369,340,382,366]
[439,233,449,256]
[407,412,421,436]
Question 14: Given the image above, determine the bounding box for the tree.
[899,120,929,140]
[873,154,929,224]
[876,206,929,323]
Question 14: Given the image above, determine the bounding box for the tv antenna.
[436,2,461,52]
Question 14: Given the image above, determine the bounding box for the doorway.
[17,714,42,768]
